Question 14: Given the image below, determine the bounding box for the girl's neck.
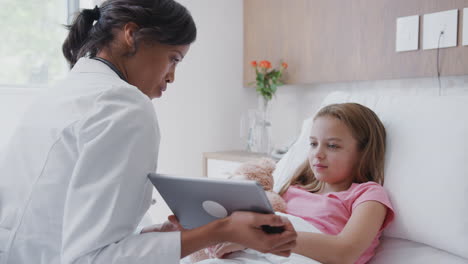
[318,181,353,194]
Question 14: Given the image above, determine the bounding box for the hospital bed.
[187,91,468,263]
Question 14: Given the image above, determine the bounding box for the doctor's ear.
[122,22,139,55]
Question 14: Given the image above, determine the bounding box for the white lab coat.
[0,58,181,263]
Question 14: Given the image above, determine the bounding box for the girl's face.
[308,116,361,187]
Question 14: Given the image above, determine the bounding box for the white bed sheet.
[181,213,322,264]
[182,218,468,264]
[370,237,468,264]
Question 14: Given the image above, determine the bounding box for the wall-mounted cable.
[437,30,444,96]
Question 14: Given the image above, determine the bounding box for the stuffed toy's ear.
[234,158,276,176]
[233,158,277,190]
[266,191,287,213]
[256,158,276,175]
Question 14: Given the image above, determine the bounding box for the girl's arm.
[180,211,297,258]
[293,201,387,264]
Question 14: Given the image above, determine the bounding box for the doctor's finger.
[276,217,294,231]
[268,220,297,241]
[214,243,246,258]
[270,239,297,254]
[168,215,185,230]
[261,229,297,250]
[253,213,288,227]
[230,211,284,228]
[160,221,179,232]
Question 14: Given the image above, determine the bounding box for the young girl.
[211,103,394,264]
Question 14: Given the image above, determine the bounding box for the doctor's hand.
[213,242,247,258]
[140,215,184,234]
[225,211,297,257]
[167,214,185,231]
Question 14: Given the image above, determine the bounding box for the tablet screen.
[148,173,274,229]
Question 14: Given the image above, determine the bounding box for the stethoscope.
[92,57,128,83]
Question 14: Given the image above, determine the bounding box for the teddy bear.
[228,157,286,213]
[189,158,286,263]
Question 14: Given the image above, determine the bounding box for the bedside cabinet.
[202,151,276,179]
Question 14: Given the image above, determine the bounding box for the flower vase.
[248,96,272,154]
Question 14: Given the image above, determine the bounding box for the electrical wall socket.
[423,9,458,50]
[396,15,419,52]
[463,8,468,46]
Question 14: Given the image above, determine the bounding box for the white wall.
[265,75,468,152]
[148,0,258,222]
[152,0,255,176]
[147,0,468,222]
[294,75,468,133]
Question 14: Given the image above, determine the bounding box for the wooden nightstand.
[202,151,277,178]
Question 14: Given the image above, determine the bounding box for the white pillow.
[371,237,468,264]
[273,116,313,193]
[273,91,468,259]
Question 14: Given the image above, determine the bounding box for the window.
[0,0,79,87]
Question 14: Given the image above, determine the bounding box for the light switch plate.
[423,9,458,50]
[396,15,419,52]
[463,8,468,46]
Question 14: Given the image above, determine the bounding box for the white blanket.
[188,213,322,264]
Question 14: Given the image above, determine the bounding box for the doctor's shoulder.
[88,84,157,125]
[68,84,160,162]
[54,76,155,119]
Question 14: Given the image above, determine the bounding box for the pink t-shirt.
[282,182,394,264]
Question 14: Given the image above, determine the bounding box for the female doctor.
[0,0,297,263]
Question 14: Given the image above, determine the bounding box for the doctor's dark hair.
[62,0,197,68]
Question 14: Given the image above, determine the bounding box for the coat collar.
[71,57,122,79]
[70,57,151,100]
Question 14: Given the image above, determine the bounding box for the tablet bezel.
[148,173,275,229]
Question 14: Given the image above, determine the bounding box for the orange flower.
[259,60,272,69]
[250,59,287,101]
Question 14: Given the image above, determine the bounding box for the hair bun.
[90,5,100,21]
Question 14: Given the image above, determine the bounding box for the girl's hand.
[140,215,184,234]
[224,211,297,257]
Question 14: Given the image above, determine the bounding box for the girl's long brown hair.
[279,103,386,195]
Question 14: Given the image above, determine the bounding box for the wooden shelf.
[244,0,468,85]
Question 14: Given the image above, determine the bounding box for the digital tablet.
[148,173,276,229]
